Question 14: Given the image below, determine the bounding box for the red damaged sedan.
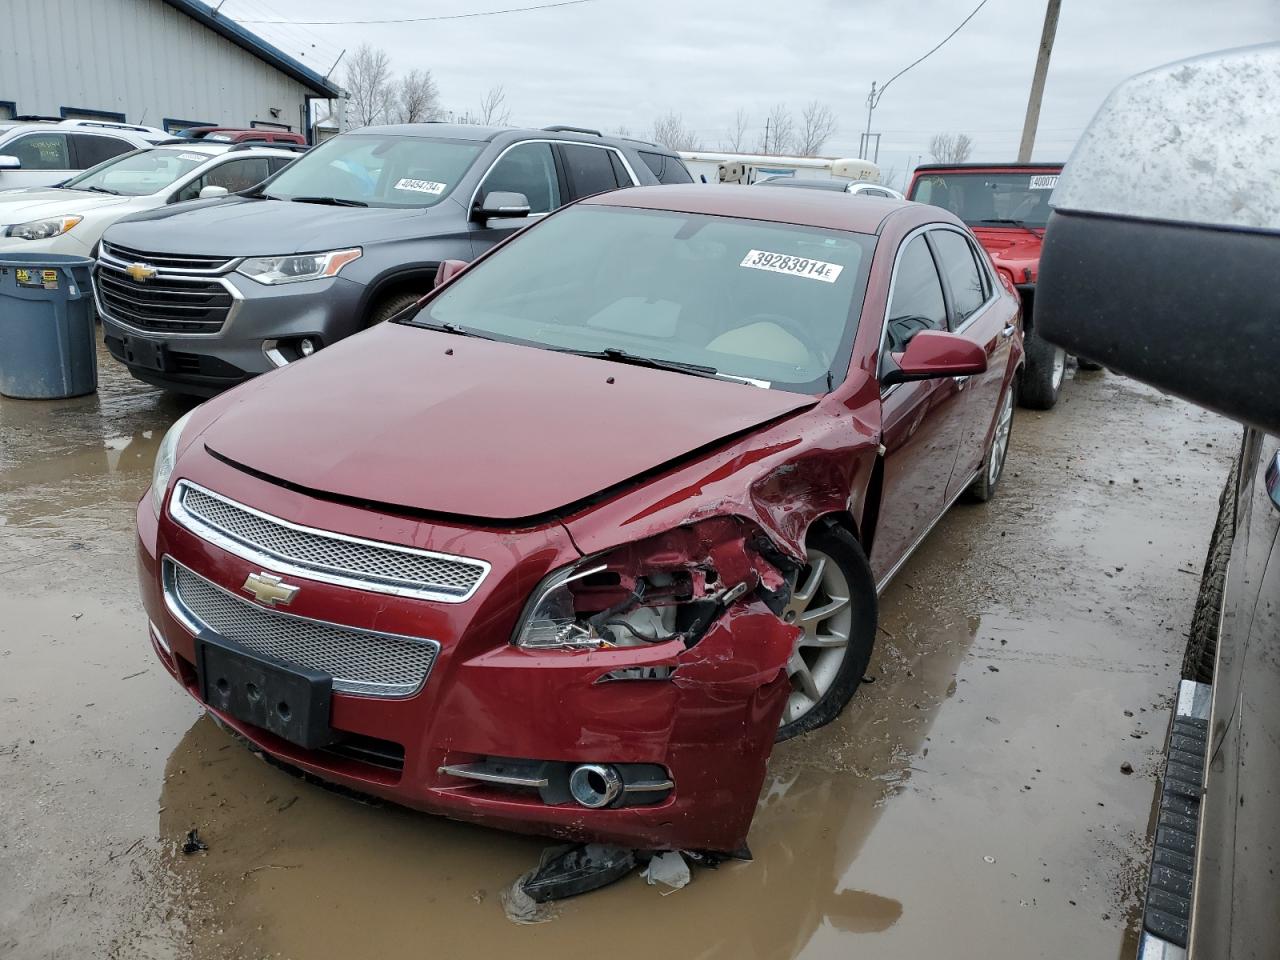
[137,185,1023,854]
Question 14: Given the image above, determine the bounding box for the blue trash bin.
[0,253,97,399]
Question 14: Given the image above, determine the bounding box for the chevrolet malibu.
[138,185,1023,854]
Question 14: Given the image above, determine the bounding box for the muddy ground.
[0,340,1236,960]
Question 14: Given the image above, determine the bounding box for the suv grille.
[164,559,439,698]
[170,481,490,603]
[101,242,237,272]
[95,263,234,334]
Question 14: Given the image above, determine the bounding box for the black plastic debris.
[182,829,208,854]
[521,843,636,903]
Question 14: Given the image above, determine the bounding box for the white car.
[0,118,172,190]
[0,143,300,256]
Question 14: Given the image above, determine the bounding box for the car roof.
[0,119,165,138]
[913,162,1064,173]
[757,178,851,192]
[585,183,929,234]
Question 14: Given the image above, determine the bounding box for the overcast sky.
[224,0,1277,188]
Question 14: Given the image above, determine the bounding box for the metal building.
[0,0,341,140]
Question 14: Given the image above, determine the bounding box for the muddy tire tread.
[1182,456,1238,684]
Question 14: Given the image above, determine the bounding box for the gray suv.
[95,123,692,395]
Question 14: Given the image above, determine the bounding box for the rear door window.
[479,141,561,214]
[885,235,947,353]
[560,143,622,199]
[70,134,135,169]
[640,151,694,184]
[6,132,70,169]
[930,230,988,325]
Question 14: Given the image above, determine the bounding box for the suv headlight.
[3,215,82,240]
[237,248,362,285]
[151,410,195,516]
[512,521,770,651]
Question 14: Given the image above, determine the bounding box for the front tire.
[776,521,877,742]
[1020,327,1066,410]
[365,291,428,329]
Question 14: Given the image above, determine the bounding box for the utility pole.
[862,81,876,159]
[1018,0,1062,163]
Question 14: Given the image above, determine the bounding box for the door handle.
[1001,324,1016,339]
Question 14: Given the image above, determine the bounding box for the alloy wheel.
[781,547,853,726]
[1051,346,1067,392]
[989,386,1014,487]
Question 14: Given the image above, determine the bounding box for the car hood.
[196,323,815,521]
[0,187,134,223]
[105,196,438,256]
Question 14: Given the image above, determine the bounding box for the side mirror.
[881,330,988,386]
[0,155,21,171]
[1037,44,1280,434]
[476,191,530,221]
[434,259,468,287]
[198,184,229,199]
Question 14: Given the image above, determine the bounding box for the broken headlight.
[511,522,767,651]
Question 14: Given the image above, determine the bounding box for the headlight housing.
[512,520,772,651]
[151,410,196,515]
[237,248,362,285]
[3,215,83,240]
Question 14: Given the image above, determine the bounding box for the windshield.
[63,148,211,196]
[416,205,874,393]
[261,134,482,208]
[908,171,1059,228]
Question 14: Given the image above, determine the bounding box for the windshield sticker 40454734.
[394,178,447,195]
[740,250,844,283]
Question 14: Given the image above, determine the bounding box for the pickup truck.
[907,162,1100,409]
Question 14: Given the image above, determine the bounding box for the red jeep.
[907,163,1099,409]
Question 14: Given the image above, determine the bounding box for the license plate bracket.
[194,630,335,749]
[120,334,168,372]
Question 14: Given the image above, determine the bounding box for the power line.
[234,0,598,25]
[872,0,993,107]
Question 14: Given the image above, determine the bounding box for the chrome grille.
[94,264,233,333]
[171,481,489,603]
[101,241,236,272]
[164,559,439,697]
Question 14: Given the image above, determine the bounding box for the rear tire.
[1182,456,1238,684]
[1020,327,1065,410]
[776,521,877,742]
[365,291,428,329]
[966,382,1015,503]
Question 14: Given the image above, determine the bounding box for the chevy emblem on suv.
[241,572,298,607]
[125,263,157,283]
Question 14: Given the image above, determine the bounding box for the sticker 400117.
[740,250,844,283]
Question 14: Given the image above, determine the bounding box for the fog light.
[299,337,316,357]
[568,763,623,809]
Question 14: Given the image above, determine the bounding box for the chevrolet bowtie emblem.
[125,262,157,283]
[241,571,299,607]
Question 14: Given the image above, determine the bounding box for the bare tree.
[880,165,900,192]
[757,103,794,155]
[796,101,837,156]
[394,69,441,124]
[477,85,512,125]
[614,124,632,138]
[723,108,750,152]
[345,43,394,128]
[651,112,698,152]
[928,132,975,164]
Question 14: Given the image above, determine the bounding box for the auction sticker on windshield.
[1029,175,1059,190]
[394,178,447,195]
[740,249,844,283]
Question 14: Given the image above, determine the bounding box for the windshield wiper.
[84,185,120,195]
[974,217,1042,232]
[288,195,368,207]
[407,319,496,340]
[557,346,719,379]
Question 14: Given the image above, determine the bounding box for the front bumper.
[137,451,793,851]
[96,267,366,395]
